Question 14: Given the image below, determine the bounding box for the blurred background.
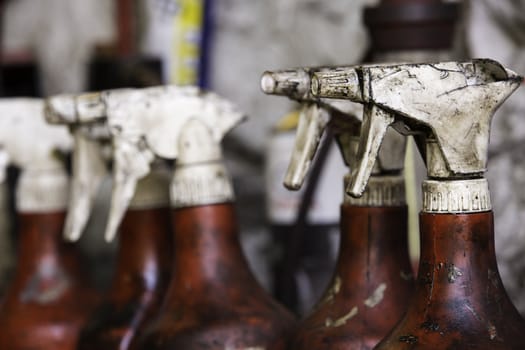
[0,0,524,316]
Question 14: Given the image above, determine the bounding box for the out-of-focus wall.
[209,0,371,152]
[3,0,115,94]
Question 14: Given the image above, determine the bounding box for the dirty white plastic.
[64,125,109,241]
[46,94,173,242]
[261,67,406,206]
[46,85,245,242]
[0,98,71,213]
[311,59,522,213]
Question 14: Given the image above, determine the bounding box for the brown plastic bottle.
[0,211,98,350]
[314,56,524,348]
[122,101,295,349]
[374,212,525,349]
[260,73,414,348]
[291,204,413,349]
[286,118,413,349]
[136,203,296,350]
[77,207,171,350]
[377,211,525,349]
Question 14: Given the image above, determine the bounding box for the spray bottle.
[0,98,98,350]
[46,85,296,350]
[262,67,413,349]
[364,0,461,271]
[45,94,173,349]
[312,59,525,349]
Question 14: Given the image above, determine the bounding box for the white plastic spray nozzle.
[0,98,72,213]
[50,85,246,242]
[261,66,358,109]
[311,59,523,198]
[64,126,108,241]
[261,68,312,100]
[282,103,331,190]
[45,92,109,124]
[262,67,360,191]
[261,67,405,194]
[45,93,111,241]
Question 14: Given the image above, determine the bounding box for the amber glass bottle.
[136,203,296,350]
[375,212,525,349]
[77,207,171,349]
[135,116,295,349]
[291,205,413,349]
[0,212,98,350]
[290,173,414,349]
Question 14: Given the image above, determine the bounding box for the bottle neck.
[344,174,406,207]
[16,211,70,272]
[375,211,525,348]
[423,138,491,214]
[171,160,235,209]
[112,207,172,293]
[138,205,297,350]
[418,211,501,293]
[11,211,84,303]
[335,204,413,290]
[169,203,258,292]
[422,178,491,213]
[300,204,413,348]
[414,212,523,335]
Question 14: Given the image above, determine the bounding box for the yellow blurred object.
[171,0,204,85]
[274,110,300,133]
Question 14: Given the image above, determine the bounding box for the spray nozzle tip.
[63,229,81,242]
[44,95,76,124]
[346,182,364,198]
[283,180,302,191]
[260,69,311,99]
[310,75,320,96]
[261,72,277,94]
